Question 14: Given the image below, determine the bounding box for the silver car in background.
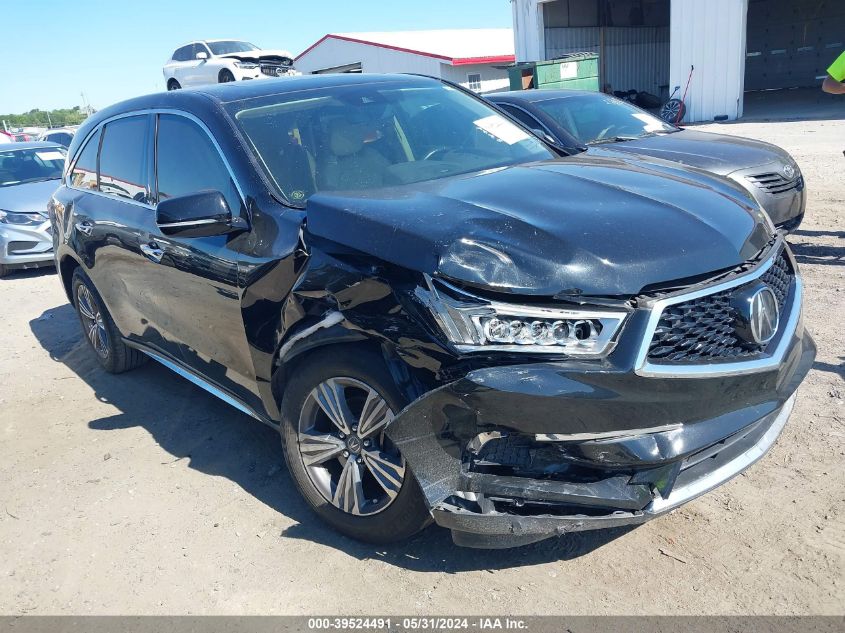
[0,142,66,277]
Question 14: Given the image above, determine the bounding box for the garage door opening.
[542,0,671,103]
[743,0,845,120]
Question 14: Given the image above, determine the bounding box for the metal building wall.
[545,26,670,97]
[669,0,748,122]
[745,0,845,91]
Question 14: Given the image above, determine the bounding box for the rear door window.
[156,114,241,213]
[98,115,152,204]
[69,129,100,190]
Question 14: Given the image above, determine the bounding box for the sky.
[0,0,513,115]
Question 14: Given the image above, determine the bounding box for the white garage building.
[512,0,844,122]
[294,29,515,94]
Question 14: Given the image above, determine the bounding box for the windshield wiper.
[589,135,643,145]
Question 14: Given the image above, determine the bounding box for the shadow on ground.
[788,232,845,268]
[29,303,632,571]
[1,267,56,282]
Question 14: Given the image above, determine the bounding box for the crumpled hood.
[305,151,773,297]
[220,49,294,64]
[606,130,793,175]
[0,178,60,215]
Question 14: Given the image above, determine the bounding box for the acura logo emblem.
[732,284,780,346]
[749,287,779,344]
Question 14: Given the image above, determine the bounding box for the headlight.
[233,61,259,69]
[416,277,628,356]
[0,210,45,226]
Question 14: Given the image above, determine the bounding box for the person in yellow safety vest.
[822,50,845,94]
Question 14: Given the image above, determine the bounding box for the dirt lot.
[0,118,842,615]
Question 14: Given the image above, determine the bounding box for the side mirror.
[156,190,247,238]
[196,51,208,61]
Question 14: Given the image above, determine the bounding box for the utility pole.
[47,112,53,128]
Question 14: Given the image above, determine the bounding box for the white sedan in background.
[162,40,298,90]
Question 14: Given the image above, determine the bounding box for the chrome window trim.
[634,241,802,378]
[64,108,248,211]
[157,218,218,228]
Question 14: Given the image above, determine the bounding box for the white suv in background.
[163,40,298,90]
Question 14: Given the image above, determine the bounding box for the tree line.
[1,106,92,128]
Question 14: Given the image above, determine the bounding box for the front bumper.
[0,220,54,268]
[432,395,795,548]
[385,245,815,548]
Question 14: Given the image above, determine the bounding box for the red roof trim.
[295,33,514,66]
[451,55,515,66]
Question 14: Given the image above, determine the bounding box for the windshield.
[0,147,66,187]
[533,95,677,145]
[231,81,553,204]
[208,40,259,55]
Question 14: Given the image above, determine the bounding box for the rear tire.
[167,79,181,91]
[71,268,147,374]
[279,347,432,544]
[219,69,235,83]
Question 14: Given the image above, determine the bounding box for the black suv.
[50,75,814,548]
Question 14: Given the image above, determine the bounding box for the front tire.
[279,348,431,544]
[167,79,181,91]
[219,69,235,83]
[71,268,147,374]
[0,264,9,278]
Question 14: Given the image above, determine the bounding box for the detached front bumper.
[385,251,815,547]
[432,395,795,548]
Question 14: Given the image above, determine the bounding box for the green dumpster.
[507,53,599,91]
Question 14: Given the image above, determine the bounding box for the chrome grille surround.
[634,237,802,378]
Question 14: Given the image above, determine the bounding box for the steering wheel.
[595,124,617,141]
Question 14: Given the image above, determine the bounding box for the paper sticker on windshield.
[473,115,530,145]
[631,113,666,133]
[36,151,65,161]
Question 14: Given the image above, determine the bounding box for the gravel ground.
[0,118,842,615]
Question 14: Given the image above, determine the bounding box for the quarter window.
[69,129,100,190]
[156,114,241,213]
[499,104,542,131]
[98,116,152,203]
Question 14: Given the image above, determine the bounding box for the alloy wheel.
[297,377,405,516]
[76,284,109,359]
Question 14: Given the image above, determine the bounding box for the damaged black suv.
[50,75,814,548]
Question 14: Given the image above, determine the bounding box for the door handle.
[140,241,164,263]
[74,221,93,236]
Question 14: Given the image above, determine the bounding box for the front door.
[150,113,257,405]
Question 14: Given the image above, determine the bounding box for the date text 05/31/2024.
[307,618,529,630]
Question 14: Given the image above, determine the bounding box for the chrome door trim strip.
[135,345,271,425]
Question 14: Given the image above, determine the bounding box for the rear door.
[73,113,185,356]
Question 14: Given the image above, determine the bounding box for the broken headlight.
[417,277,628,357]
[233,61,259,69]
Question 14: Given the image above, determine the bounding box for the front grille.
[260,64,283,77]
[647,250,794,363]
[747,171,802,195]
[8,240,39,254]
